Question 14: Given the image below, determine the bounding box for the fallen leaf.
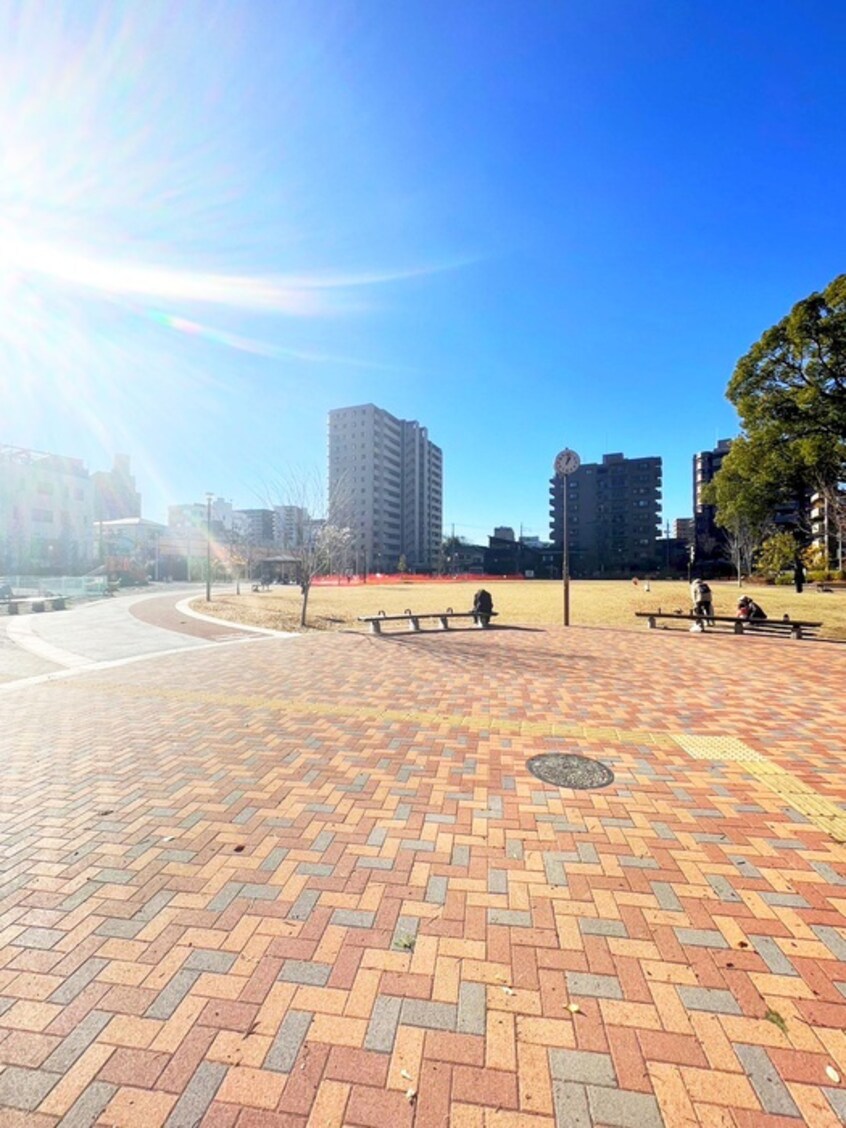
[566,1003,581,1015]
[503,986,515,996]
[764,1009,787,1034]
[826,1065,840,1084]
[405,1088,417,1102]
[400,1069,413,1081]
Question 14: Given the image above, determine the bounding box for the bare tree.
[721,518,772,585]
[226,525,252,595]
[261,467,353,627]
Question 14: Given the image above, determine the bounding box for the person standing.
[690,578,714,626]
[794,556,805,594]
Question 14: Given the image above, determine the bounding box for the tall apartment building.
[693,439,732,556]
[0,444,94,572]
[811,490,845,571]
[673,517,694,543]
[549,452,662,577]
[328,404,443,572]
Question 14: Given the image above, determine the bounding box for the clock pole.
[554,449,581,627]
[563,483,569,626]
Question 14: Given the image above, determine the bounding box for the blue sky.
[2,0,845,540]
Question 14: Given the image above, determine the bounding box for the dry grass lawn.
[196,579,846,642]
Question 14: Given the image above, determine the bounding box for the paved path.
[0,623,845,1126]
[0,588,280,686]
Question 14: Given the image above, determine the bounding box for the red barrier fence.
[312,573,528,586]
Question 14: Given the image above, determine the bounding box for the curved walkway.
[0,588,291,689]
[0,623,844,1126]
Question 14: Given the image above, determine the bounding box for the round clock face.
[554,448,581,476]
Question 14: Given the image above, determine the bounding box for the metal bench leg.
[647,616,656,629]
[438,616,449,629]
[734,621,744,634]
[409,617,420,631]
[369,619,382,634]
[791,625,802,639]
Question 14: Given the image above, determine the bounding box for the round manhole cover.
[526,753,614,790]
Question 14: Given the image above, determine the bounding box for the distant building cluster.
[1,419,841,581]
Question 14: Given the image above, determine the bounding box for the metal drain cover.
[526,753,614,790]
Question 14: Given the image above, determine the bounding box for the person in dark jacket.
[472,589,494,626]
[737,596,767,620]
[794,556,805,593]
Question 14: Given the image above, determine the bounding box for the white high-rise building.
[328,404,443,572]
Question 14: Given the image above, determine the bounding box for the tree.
[703,438,775,581]
[227,526,251,595]
[263,468,353,627]
[709,276,846,563]
[440,535,462,575]
[397,553,408,575]
[728,274,846,446]
[756,531,799,581]
[723,275,846,524]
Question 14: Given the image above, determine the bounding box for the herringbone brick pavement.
[0,625,845,1126]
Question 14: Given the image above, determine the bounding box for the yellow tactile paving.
[2,624,845,1128]
[671,733,846,846]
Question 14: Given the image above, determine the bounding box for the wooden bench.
[816,581,846,592]
[635,611,822,640]
[359,607,498,634]
[4,595,67,615]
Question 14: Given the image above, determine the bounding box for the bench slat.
[358,611,498,634]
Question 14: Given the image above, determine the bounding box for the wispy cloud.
[0,228,470,316]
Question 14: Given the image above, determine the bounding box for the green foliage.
[397,554,408,574]
[728,274,846,442]
[755,531,799,580]
[726,274,846,496]
[803,545,828,572]
[709,276,846,546]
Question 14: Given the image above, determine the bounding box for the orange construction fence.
[312,573,528,586]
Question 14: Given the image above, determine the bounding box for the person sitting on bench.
[737,595,767,621]
[472,588,494,626]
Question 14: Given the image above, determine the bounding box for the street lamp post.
[554,448,581,626]
[205,493,213,602]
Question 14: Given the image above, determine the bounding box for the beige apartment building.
[0,444,95,572]
[328,404,443,572]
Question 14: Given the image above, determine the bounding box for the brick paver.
[1,624,845,1125]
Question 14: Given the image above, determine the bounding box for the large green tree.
[711,276,846,552]
[728,273,846,445]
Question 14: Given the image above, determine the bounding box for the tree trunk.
[300,582,310,627]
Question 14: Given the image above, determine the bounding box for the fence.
[1,575,109,597]
[312,573,528,586]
